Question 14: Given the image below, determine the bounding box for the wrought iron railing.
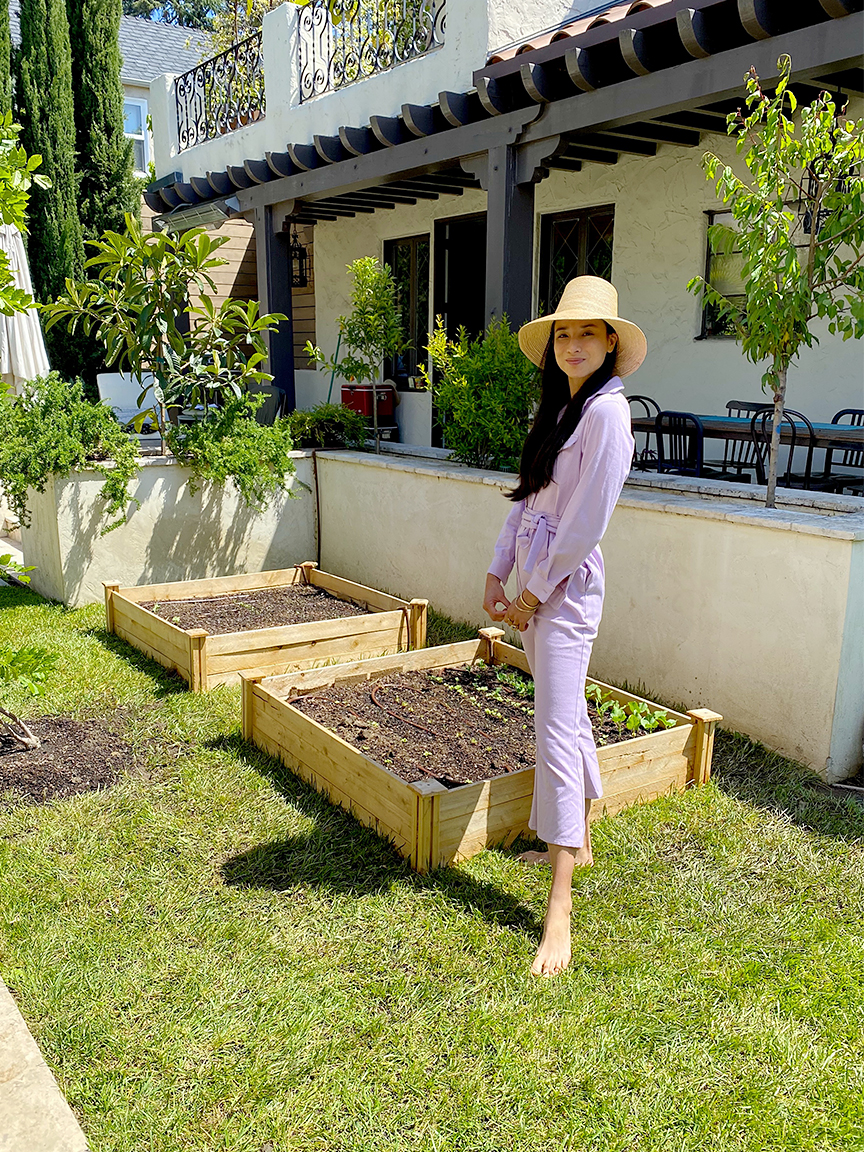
[299,0,446,103]
[176,32,265,152]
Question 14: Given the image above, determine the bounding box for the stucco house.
[144,0,862,438]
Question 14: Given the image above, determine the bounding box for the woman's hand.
[483,574,510,622]
[503,589,540,633]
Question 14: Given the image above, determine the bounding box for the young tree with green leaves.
[15,0,86,381]
[122,0,218,27]
[67,0,137,241]
[306,256,406,451]
[688,56,864,508]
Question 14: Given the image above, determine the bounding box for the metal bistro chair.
[714,399,774,480]
[750,407,826,490]
[627,394,660,470]
[654,411,707,476]
[822,408,864,495]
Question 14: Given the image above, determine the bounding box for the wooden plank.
[310,570,411,613]
[112,599,191,666]
[436,767,535,823]
[204,608,408,656]
[103,582,119,633]
[597,724,694,770]
[206,628,406,682]
[113,623,187,679]
[251,691,417,839]
[189,629,208,692]
[251,723,413,858]
[687,708,723,784]
[117,567,305,603]
[437,793,534,863]
[260,639,483,696]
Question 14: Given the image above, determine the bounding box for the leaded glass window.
[539,206,615,316]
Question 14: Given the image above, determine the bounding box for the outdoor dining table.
[630,413,864,451]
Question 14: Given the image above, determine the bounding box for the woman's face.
[553,319,618,391]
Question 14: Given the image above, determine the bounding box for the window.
[383,234,430,385]
[538,206,614,316]
[124,98,149,176]
[699,208,811,338]
[699,210,746,338]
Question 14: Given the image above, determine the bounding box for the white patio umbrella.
[0,223,49,395]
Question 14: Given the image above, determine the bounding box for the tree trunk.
[766,363,787,509]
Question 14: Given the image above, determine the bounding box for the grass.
[1,584,863,1152]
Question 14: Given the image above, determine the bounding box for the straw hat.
[518,276,647,378]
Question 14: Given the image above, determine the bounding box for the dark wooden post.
[254,203,296,414]
[483,143,535,329]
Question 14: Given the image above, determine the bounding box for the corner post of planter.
[687,708,723,785]
[187,629,209,693]
[240,671,267,742]
[408,599,428,651]
[411,777,443,874]
[298,561,318,586]
[103,582,120,633]
[479,627,505,665]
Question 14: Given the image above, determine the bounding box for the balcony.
[175,32,266,152]
[298,0,446,103]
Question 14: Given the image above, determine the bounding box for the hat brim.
[518,313,647,378]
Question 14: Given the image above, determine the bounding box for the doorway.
[433,213,486,340]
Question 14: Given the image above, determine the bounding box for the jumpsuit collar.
[559,375,625,450]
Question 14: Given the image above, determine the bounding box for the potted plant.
[305,256,407,453]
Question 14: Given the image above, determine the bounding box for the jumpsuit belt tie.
[516,510,562,576]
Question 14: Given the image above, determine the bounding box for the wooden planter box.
[242,627,722,873]
[103,562,427,692]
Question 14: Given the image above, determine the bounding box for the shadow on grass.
[215,732,542,940]
[82,627,189,698]
[712,729,864,841]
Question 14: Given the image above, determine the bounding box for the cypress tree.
[67,0,137,241]
[16,0,86,381]
[0,0,11,115]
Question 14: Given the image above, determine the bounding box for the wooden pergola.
[147,0,863,407]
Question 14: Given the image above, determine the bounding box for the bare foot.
[518,849,550,866]
[531,895,572,977]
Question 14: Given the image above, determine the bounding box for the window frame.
[123,96,150,177]
[538,204,615,318]
[383,232,431,387]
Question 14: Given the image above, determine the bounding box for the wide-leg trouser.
[519,551,605,850]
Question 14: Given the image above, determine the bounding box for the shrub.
[0,372,139,533]
[422,316,540,471]
[285,403,367,450]
[164,395,296,509]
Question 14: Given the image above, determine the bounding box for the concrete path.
[0,977,88,1151]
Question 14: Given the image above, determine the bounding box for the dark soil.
[0,717,132,807]
[291,664,634,789]
[141,584,370,634]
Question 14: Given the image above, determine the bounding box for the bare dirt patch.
[0,717,133,807]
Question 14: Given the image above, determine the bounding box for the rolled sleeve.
[487,499,524,584]
[524,398,634,603]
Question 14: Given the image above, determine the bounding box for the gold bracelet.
[515,593,538,613]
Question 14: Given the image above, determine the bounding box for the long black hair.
[508,322,618,502]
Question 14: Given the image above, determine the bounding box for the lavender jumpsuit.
[487,376,635,849]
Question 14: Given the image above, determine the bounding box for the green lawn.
[1,584,862,1152]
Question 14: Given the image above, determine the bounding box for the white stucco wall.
[308,109,864,421]
[20,454,316,607]
[155,0,557,180]
[314,451,864,781]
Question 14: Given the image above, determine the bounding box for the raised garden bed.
[242,627,722,873]
[104,563,427,692]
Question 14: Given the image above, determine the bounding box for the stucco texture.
[21,455,316,607]
[316,452,863,781]
[310,123,862,420]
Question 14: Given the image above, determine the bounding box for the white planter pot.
[395,389,433,447]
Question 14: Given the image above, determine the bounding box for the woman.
[483,276,644,978]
